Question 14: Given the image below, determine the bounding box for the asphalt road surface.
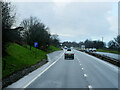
[7,49,119,89]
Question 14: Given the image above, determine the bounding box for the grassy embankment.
[2,43,61,78]
[97,49,120,55]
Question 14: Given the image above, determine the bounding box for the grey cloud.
[15,2,118,43]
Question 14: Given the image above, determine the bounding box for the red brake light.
[71,54,74,55]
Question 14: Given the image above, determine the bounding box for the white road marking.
[84,74,87,77]
[23,53,64,88]
[77,50,118,71]
[76,55,83,69]
[76,54,92,88]
[76,55,80,62]
[88,85,92,90]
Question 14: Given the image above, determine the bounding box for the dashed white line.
[79,50,118,71]
[84,74,87,77]
[76,56,81,63]
[88,85,92,90]
[88,85,92,88]
[76,54,92,89]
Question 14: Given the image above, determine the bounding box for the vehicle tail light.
[71,54,74,55]
[65,54,68,55]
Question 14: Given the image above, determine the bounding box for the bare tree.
[108,35,120,50]
[20,17,40,50]
[2,1,16,55]
[50,34,60,47]
[2,2,15,30]
[114,35,120,48]
[20,16,51,50]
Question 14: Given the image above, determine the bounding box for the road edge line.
[23,53,64,88]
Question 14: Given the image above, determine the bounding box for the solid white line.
[23,53,64,88]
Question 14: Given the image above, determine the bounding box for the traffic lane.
[74,50,118,88]
[26,54,89,88]
[75,50,118,88]
[47,50,63,63]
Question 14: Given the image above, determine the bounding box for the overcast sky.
[13,1,118,43]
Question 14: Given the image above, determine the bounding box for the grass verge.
[97,49,120,55]
[47,45,61,53]
[2,43,60,78]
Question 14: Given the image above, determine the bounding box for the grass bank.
[97,49,120,55]
[2,43,61,78]
[47,45,61,53]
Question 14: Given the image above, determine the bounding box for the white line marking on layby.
[23,53,64,88]
[82,68,84,70]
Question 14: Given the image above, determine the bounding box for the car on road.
[92,48,97,52]
[64,48,74,59]
[86,48,97,52]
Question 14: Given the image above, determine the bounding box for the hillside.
[2,43,60,78]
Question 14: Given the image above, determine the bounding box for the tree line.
[2,1,120,55]
[2,2,60,55]
[62,40,105,49]
[108,35,120,50]
[62,35,120,51]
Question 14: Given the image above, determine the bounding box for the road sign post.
[34,42,38,58]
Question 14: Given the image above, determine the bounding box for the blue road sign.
[34,42,38,47]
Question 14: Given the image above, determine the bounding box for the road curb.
[2,59,48,88]
[85,51,120,67]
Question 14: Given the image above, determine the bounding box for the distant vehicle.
[86,48,96,52]
[86,48,89,52]
[61,47,64,49]
[81,45,85,51]
[64,46,67,50]
[64,48,74,59]
[92,48,97,52]
[65,47,67,50]
[89,48,93,52]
